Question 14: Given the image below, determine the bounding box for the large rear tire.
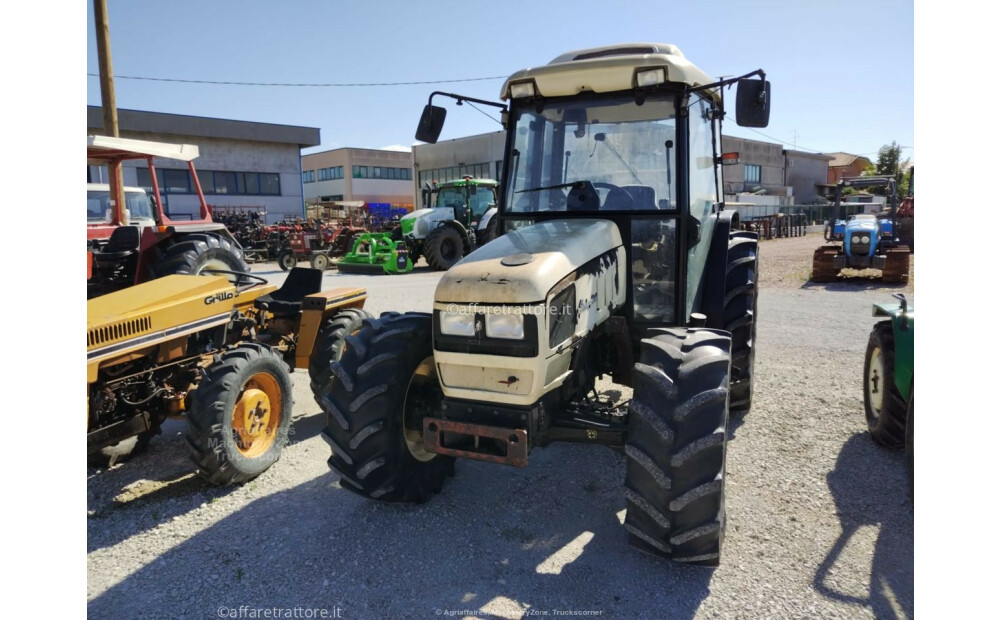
[624,328,732,566]
[150,232,249,280]
[863,322,907,448]
[187,343,293,485]
[424,226,465,271]
[317,313,455,502]
[308,308,373,404]
[725,232,758,415]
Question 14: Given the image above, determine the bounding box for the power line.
[86,72,507,87]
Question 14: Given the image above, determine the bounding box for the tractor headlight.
[509,81,537,99]
[851,235,861,244]
[485,313,524,340]
[440,310,476,337]
[636,68,667,87]
[862,235,871,243]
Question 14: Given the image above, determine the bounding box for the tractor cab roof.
[437,178,497,188]
[87,135,201,164]
[500,42,719,103]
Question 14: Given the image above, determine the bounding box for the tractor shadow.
[801,278,908,292]
[814,433,913,618]
[87,419,242,554]
[89,444,713,619]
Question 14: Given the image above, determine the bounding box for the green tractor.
[314,43,771,565]
[394,177,499,270]
[863,293,914,493]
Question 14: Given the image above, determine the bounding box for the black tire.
[905,389,914,501]
[862,322,908,449]
[308,307,373,404]
[724,232,758,416]
[277,250,296,271]
[187,343,294,485]
[624,327,732,566]
[478,218,499,246]
[318,312,455,502]
[150,232,249,280]
[424,226,465,271]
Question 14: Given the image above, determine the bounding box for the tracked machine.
[314,43,770,565]
[812,176,910,284]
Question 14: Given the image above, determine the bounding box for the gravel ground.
[87,239,914,619]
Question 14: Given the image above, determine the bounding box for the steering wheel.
[201,269,269,293]
[591,182,634,210]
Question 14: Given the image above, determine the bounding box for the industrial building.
[301,148,415,210]
[86,106,320,223]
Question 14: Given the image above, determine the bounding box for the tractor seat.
[254,267,323,315]
[95,226,141,264]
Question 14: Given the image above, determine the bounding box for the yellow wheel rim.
[231,372,282,458]
[403,357,438,462]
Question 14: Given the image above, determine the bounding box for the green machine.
[863,293,914,492]
[394,177,499,271]
[336,233,414,275]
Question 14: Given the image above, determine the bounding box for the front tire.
[905,390,914,500]
[624,328,732,566]
[318,313,454,502]
[863,322,907,448]
[187,343,293,485]
[308,308,372,404]
[424,226,465,271]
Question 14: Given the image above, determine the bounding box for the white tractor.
[314,43,771,566]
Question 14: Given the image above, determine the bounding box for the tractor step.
[422,417,529,467]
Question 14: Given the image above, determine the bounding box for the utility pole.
[93,0,125,224]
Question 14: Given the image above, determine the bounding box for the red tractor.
[87,135,249,298]
[275,222,368,271]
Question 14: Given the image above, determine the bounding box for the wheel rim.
[280,254,295,269]
[231,371,283,458]
[867,346,885,419]
[402,356,440,462]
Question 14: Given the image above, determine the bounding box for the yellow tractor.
[87,268,369,484]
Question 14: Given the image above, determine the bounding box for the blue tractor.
[812,176,909,284]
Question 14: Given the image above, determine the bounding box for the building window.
[745,164,761,184]
[303,170,315,183]
[197,170,215,194]
[259,173,280,195]
[239,172,260,195]
[214,171,238,194]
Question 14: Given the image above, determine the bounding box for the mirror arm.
[688,69,766,95]
[427,91,508,112]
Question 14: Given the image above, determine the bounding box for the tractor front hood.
[401,208,456,237]
[435,219,623,304]
[845,219,878,234]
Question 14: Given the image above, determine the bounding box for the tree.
[867,141,910,197]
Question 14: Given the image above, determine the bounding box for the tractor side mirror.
[735,79,770,128]
[415,105,447,144]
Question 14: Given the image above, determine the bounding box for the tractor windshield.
[436,187,467,210]
[505,94,677,213]
[87,189,156,223]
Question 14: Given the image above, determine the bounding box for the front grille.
[88,316,152,347]
[850,242,870,256]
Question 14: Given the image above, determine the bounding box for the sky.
[86,0,913,162]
